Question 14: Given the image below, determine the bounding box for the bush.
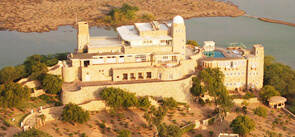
[162,97,178,110]
[198,99,206,106]
[186,39,199,47]
[38,94,51,100]
[235,108,240,113]
[243,91,255,99]
[99,123,106,129]
[209,131,214,136]
[208,118,215,125]
[181,123,196,134]
[55,101,63,106]
[254,106,268,118]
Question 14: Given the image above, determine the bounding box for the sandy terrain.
[0,0,245,33]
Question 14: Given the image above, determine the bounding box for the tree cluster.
[162,97,178,110]
[230,115,255,136]
[0,53,68,83]
[157,123,182,137]
[264,55,295,104]
[186,39,199,47]
[41,74,63,94]
[14,128,52,137]
[253,106,268,118]
[102,4,155,27]
[259,85,280,102]
[61,103,90,125]
[117,129,131,137]
[100,87,151,110]
[194,68,234,119]
[0,82,31,108]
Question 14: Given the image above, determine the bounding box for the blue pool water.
[203,51,225,58]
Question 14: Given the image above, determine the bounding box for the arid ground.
[0,0,245,32]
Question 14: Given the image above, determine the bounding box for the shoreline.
[0,0,245,33]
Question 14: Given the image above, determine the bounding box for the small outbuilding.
[268,96,287,109]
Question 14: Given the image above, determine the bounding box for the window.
[117,76,119,78]
[182,46,184,49]
[242,72,244,75]
[123,73,128,80]
[234,73,236,75]
[158,73,162,79]
[242,61,245,65]
[147,72,152,79]
[160,40,166,43]
[234,83,236,86]
[226,83,229,86]
[238,72,240,75]
[226,73,229,76]
[127,55,132,57]
[230,73,232,76]
[163,56,169,60]
[230,83,232,86]
[135,55,146,62]
[130,73,135,79]
[138,73,143,79]
[241,82,244,85]
[169,74,173,80]
[256,72,258,75]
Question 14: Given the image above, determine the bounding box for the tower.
[77,22,89,53]
[171,15,186,59]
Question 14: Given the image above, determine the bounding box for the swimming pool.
[203,51,225,58]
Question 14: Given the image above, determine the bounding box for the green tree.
[14,128,52,137]
[100,87,138,110]
[144,106,168,126]
[254,106,268,118]
[199,68,225,106]
[162,97,178,110]
[157,123,182,137]
[199,68,233,119]
[61,103,90,125]
[230,115,255,136]
[0,66,20,84]
[41,74,63,94]
[186,39,199,47]
[217,88,234,119]
[259,85,280,102]
[263,55,295,104]
[138,97,151,108]
[190,77,205,97]
[30,62,48,80]
[0,82,31,108]
[117,129,131,137]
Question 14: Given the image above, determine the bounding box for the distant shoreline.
[0,0,245,33]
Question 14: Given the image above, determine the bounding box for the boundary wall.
[62,75,194,104]
[232,98,259,104]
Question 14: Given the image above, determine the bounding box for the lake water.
[0,0,295,69]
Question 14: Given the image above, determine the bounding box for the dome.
[173,15,184,24]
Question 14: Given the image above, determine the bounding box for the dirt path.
[0,0,245,33]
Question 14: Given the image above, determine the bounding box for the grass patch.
[5,113,30,127]
[19,100,56,109]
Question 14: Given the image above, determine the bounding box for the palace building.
[59,15,264,103]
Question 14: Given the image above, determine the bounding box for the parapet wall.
[62,75,194,104]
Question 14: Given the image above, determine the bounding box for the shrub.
[186,39,199,47]
[38,94,51,100]
[205,99,210,103]
[208,118,215,125]
[209,131,214,136]
[235,108,240,113]
[162,97,178,110]
[254,106,268,118]
[99,123,106,129]
[243,91,255,99]
[81,133,87,137]
[55,101,63,106]
[181,123,196,134]
[198,99,206,106]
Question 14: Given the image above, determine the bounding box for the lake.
[0,0,294,69]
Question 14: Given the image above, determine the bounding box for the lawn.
[5,113,30,127]
[19,100,56,109]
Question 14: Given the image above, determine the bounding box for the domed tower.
[172,15,186,59]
